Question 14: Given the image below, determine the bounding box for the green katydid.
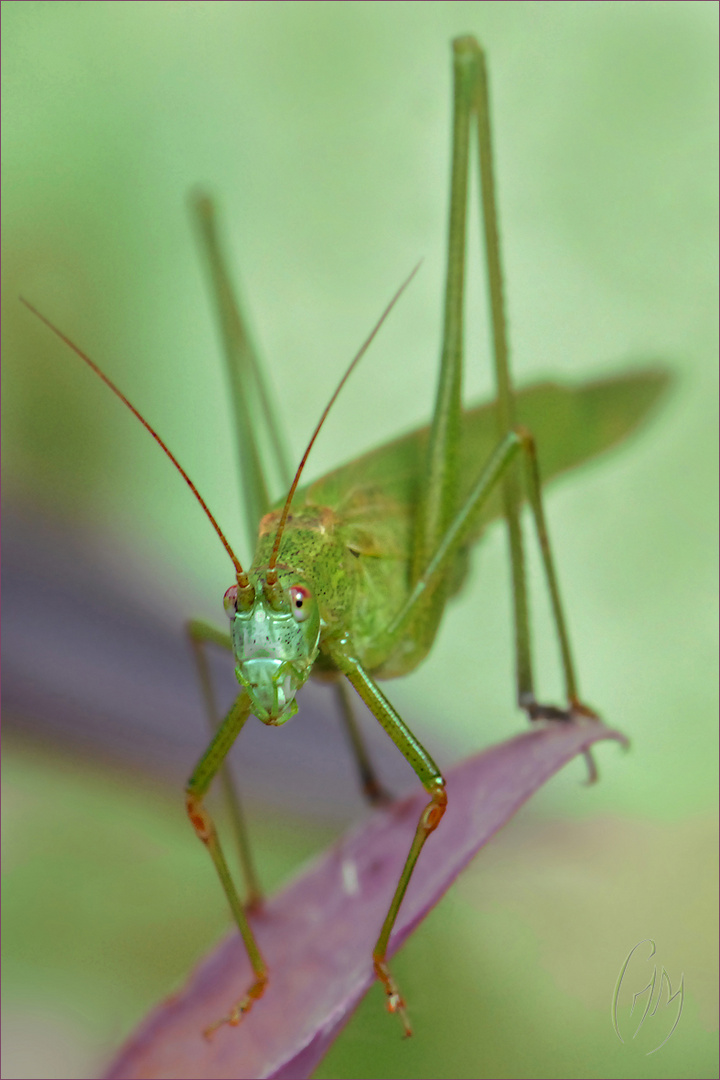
[22,36,668,1040]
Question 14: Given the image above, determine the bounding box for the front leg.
[187,618,263,905]
[185,691,268,1037]
[324,637,446,1036]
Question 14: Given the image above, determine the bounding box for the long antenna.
[266,261,421,583]
[20,297,248,586]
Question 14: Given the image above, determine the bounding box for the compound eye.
[223,584,238,618]
[289,584,312,622]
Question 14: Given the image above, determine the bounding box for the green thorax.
[252,490,427,677]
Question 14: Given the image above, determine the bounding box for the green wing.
[302,368,670,543]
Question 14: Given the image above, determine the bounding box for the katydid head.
[223,573,320,725]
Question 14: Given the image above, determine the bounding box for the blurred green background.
[2,2,717,1078]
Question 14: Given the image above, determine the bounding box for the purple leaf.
[104,722,624,1080]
